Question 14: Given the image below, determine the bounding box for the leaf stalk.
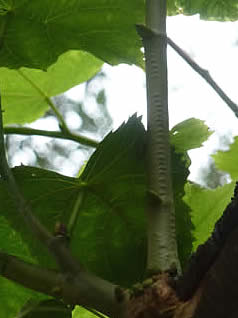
[4,126,99,148]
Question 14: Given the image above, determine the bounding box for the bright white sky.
[69,14,238,183]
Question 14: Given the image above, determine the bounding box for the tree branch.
[0,251,64,296]
[0,251,123,317]
[167,37,238,117]
[4,126,99,148]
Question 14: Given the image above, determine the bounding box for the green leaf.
[81,114,146,185]
[0,217,45,318]
[170,118,212,153]
[0,0,144,70]
[0,115,201,284]
[170,117,213,267]
[1,50,102,125]
[77,115,194,278]
[0,116,147,286]
[184,181,235,251]
[17,299,72,318]
[167,0,180,15]
[0,277,45,318]
[213,136,238,180]
[0,216,34,263]
[172,150,193,269]
[73,306,104,318]
[0,116,212,287]
[177,0,238,21]
[76,115,147,286]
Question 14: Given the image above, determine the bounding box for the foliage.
[0,116,216,317]
[1,51,103,125]
[170,118,213,153]
[184,181,235,251]
[0,0,237,317]
[17,299,72,318]
[213,136,238,180]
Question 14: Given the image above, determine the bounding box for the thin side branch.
[4,126,99,148]
[167,37,238,117]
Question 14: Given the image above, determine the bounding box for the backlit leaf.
[184,181,235,251]
[1,50,102,124]
[213,136,238,181]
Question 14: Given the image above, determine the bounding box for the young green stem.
[140,0,180,273]
[4,126,99,148]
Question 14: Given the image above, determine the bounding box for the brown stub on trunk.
[124,272,202,318]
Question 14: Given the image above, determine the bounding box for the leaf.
[184,181,235,251]
[170,118,212,153]
[76,115,147,285]
[213,136,238,180]
[0,217,45,318]
[81,114,146,185]
[73,306,104,318]
[0,277,45,318]
[0,0,144,70]
[0,116,147,286]
[0,115,203,283]
[78,115,193,278]
[169,117,214,267]
[0,0,236,76]
[177,0,238,21]
[1,50,102,125]
[172,150,193,269]
[0,116,213,286]
[167,0,181,15]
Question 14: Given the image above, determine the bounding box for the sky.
[68,14,238,184]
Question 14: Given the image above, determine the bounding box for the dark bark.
[176,182,238,317]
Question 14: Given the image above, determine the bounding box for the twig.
[167,37,238,117]
[4,126,99,148]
